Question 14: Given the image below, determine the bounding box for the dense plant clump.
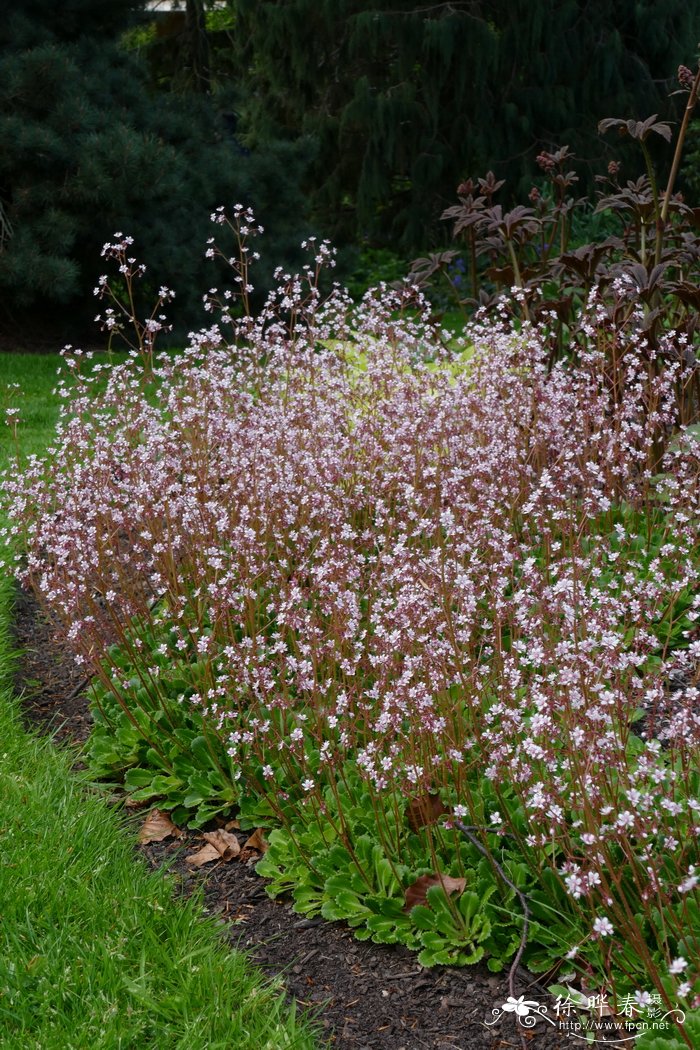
[2,208,700,1042]
[413,63,700,393]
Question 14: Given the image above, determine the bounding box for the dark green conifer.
[0,0,311,339]
[230,0,700,249]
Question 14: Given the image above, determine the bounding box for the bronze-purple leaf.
[598,114,672,143]
[409,250,459,284]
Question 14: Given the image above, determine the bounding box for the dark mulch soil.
[12,584,93,746]
[13,583,627,1049]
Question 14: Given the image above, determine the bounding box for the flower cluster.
[2,209,698,1005]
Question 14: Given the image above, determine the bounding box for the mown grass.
[0,352,65,461]
[0,352,320,1050]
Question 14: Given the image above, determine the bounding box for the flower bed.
[3,213,699,1043]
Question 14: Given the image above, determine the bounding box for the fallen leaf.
[229,906,254,923]
[404,873,467,911]
[243,828,269,853]
[138,808,184,844]
[185,843,223,867]
[224,818,241,831]
[406,791,448,831]
[185,829,241,867]
[203,829,241,857]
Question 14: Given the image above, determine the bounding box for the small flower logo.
[501,995,541,1017]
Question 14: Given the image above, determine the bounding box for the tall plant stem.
[640,142,662,267]
[454,821,530,1002]
[506,239,531,323]
[660,65,700,232]
[469,228,478,301]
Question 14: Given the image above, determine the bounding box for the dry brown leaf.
[224,819,241,831]
[185,843,223,867]
[124,797,149,811]
[406,791,448,831]
[203,829,241,858]
[185,829,241,867]
[403,873,467,911]
[243,828,269,853]
[138,808,184,844]
[229,906,254,923]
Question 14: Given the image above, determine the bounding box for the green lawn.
[0,352,320,1050]
[0,352,65,460]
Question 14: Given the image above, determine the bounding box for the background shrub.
[0,0,312,342]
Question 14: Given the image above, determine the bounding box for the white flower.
[669,957,688,975]
[678,866,698,894]
[565,873,584,899]
[593,917,614,937]
[301,778,315,792]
